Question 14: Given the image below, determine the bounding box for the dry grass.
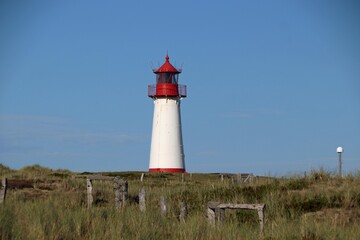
[1,165,360,239]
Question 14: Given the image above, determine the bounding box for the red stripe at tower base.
[149,168,185,173]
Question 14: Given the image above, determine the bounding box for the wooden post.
[244,174,250,183]
[139,188,146,212]
[220,174,224,182]
[207,207,216,225]
[179,202,188,223]
[86,178,93,208]
[190,173,192,180]
[257,207,265,233]
[237,173,241,184]
[160,196,167,216]
[114,177,128,208]
[33,177,37,189]
[0,178,7,204]
[207,202,220,225]
[215,207,225,223]
[181,173,184,183]
[140,173,144,182]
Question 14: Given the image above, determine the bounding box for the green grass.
[1,165,360,239]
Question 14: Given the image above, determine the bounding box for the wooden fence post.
[179,202,188,223]
[139,188,146,212]
[257,207,265,233]
[220,174,224,182]
[0,178,7,204]
[160,196,167,216]
[207,202,220,225]
[237,173,241,184]
[207,207,215,225]
[140,173,144,182]
[86,178,93,208]
[114,177,128,208]
[215,207,225,223]
[181,173,184,183]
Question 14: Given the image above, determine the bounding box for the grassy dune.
[1,165,360,239]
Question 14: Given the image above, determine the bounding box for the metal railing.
[148,84,187,98]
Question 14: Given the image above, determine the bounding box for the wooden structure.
[160,196,167,216]
[179,202,188,223]
[236,173,254,184]
[114,177,128,208]
[85,175,115,208]
[207,202,265,232]
[139,188,146,211]
[84,175,129,209]
[1,178,36,204]
[0,178,7,204]
[86,178,93,208]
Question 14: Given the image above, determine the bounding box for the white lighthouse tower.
[148,54,187,173]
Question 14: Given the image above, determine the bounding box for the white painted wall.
[149,98,185,170]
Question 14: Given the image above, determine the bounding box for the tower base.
[149,168,185,173]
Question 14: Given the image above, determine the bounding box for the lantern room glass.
[156,73,179,84]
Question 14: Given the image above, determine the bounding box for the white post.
[337,147,343,178]
[338,152,342,178]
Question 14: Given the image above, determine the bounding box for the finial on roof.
[166,51,169,62]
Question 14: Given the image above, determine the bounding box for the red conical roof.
[153,54,181,74]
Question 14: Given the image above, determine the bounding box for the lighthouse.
[148,54,187,173]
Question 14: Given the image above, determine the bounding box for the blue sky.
[0,0,359,175]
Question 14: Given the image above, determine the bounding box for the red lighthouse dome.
[153,54,181,74]
[148,54,187,98]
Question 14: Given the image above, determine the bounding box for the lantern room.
[148,55,187,98]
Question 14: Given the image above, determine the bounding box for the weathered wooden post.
[140,173,144,182]
[0,178,7,204]
[207,202,220,225]
[181,173,184,183]
[220,174,224,182]
[86,178,93,208]
[139,188,146,212]
[114,177,128,208]
[33,177,37,189]
[215,207,225,223]
[179,202,188,223]
[257,206,265,233]
[207,208,215,225]
[237,173,241,184]
[160,196,167,216]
